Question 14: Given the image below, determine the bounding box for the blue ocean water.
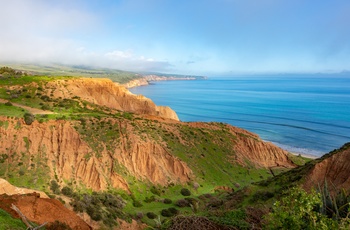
[130,74,350,157]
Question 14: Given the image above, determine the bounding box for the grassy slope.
[0,72,312,229]
[1,63,140,83]
[0,209,26,230]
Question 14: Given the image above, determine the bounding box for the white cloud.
[105,50,133,59]
[0,1,172,72]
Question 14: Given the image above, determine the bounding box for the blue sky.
[0,0,349,75]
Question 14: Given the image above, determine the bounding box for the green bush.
[161,209,173,217]
[150,186,161,196]
[264,186,350,229]
[163,198,172,204]
[50,180,60,195]
[61,186,73,197]
[23,113,35,125]
[209,209,250,229]
[180,188,191,196]
[146,212,157,219]
[54,221,78,230]
[132,200,143,207]
[144,196,156,203]
[175,199,190,207]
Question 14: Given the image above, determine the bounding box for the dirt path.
[0,98,55,115]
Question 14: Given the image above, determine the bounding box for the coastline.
[127,77,343,159]
[123,74,207,88]
[271,141,320,159]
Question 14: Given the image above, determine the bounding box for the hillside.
[0,69,312,229]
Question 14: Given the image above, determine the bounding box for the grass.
[0,64,140,83]
[0,75,73,86]
[0,70,315,229]
[0,208,26,230]
[0,103,27,117]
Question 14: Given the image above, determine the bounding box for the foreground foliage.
[265,187,350,230]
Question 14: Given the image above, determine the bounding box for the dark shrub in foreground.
[180,188,191,196]
[146,212,157,219]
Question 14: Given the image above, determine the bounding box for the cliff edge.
[45,78,179,120]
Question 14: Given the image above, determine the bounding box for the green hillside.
[0,67,349,229]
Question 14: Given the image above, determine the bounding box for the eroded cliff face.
[0,193,91,230]
[44,78,179,120]
[229,126,295,168]
[303,143,350,191]
[123,78,149,88]
[0,178,48,198]
[185,122,295,169]
[0,117,192,191]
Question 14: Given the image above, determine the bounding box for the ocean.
[129,74,350,157]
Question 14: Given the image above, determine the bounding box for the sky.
[0,0,350,75]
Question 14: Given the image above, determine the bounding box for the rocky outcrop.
[45,78,179,120]
[123,78,149,88]
[0,178,48,198]
[303,143,350,191]
[229,126,295,168]
[0,193,91,230]
[0,117,192,191]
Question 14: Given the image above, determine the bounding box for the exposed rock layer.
[230,126,295,168]
[0,178,48,198]
[0,193,91,230]
[0,117,192,191]
[45,78,179,120]
[304,143,350,191]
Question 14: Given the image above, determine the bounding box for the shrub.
[168,207,179,215]
[163,198,172,204]
[61,186,73,197]
[250,191,274,202]
[4,102,12,106]
[264,186,348,229]
[135,212,144,220]
[132,200,143,207]
[24,113,35,125]
[50,180,60,195]
[144,196,156,203]
[150,186,161,196]
[161,209,173,217]
[86,205,102,221]
[146,212,157,219]
[180,188,191,196]
[46,220,72,230]
[175,199,190,207]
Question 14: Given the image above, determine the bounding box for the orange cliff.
[45,78,179,120]
[0,117,192,192]
[303,143,350,191]
[0,193,91,230]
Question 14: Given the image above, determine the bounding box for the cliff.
[0,117,191,191]
[45,78,179,120]
[123,74,207,88]
[123,78,149,88]
[229,126,295,168]
[0,76,296,193]
[0,178,48,198]
[303,143,350,191]
[0,193,91,230]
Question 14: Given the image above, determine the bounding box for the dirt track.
[0,98,54,115]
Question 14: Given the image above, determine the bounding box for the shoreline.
[128,78,336,160]
[270,141,320,159]
[123,75,207,88]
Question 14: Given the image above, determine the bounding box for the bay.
[130,74,350,157]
